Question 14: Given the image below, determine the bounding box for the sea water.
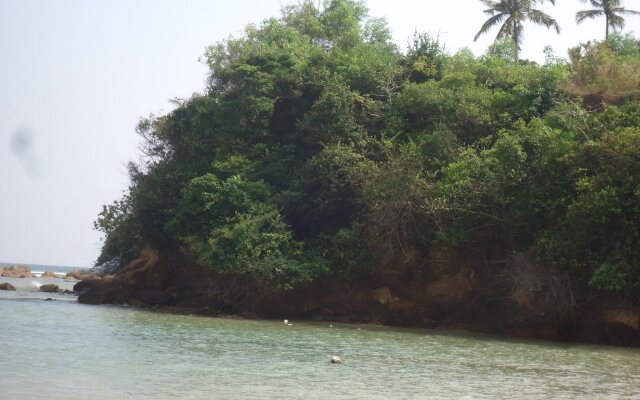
[1,274,639,399]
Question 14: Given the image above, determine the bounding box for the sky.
[0,0,638,267]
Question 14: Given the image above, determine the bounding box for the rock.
[602,310,640,331]
[39,284,59,293]
[424,267,476,306]
[41,271,61,279]
[133,290,173,306]
[73,279,102,295]
[421,318,439,329]
[0,282,16,291]
[62,289,74,295]
[163,285,194,303]
[1,265,33,278]
[65,270,99,281]
[128,298,150,308]
[76,279,135,305]
[372,287,394,305]
[330,356,342,364]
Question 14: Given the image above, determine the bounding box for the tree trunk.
[605,15,609,39]
[513,19,519,61]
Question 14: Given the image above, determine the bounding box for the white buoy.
[283,319,288,325]
[330,356,342,364]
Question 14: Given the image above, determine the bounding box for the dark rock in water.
[421,318,439,329]
[0,282,16,291]
[44,298,53,301]
[77,285,116,305]
[77,280,135,305]
[134,290,173,306]
[0,266,32,278]
[62,289,74,295]
[39,284,59,293]
[128,299,151,308]
[73,279,102,295]
[41,271,61,279]
[164,285,195,303]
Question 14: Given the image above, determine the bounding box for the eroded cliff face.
[77,247,640,347]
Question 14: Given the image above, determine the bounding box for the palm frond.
[616,8,640,17]
[495,16,515,41]
[480,0,499,9]
[608,14,626,30]
[529,9,561,33]
[474,12,508,42]
[576,9,604,24]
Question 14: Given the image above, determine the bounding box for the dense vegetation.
[95,0,640,307]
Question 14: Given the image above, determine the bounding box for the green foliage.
[96,3,640,305]
[537,126,640,294]
[93,194,139,267]
[567,36,640,105]
[404,32,446,83]
[170,174,327,292]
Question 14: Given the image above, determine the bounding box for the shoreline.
[67,251,640,349]
[75,300,640,351]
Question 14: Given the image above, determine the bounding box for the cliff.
[77,247,640,347]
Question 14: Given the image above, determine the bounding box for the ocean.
[0,261,86,277]
[1,268,640,399]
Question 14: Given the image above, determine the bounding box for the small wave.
[32,271,66,278]
[31,281,42,289]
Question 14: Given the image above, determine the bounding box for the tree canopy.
[95,0,640,308]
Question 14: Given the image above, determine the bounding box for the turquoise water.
[1,276,639,399]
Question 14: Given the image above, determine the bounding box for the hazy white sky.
[0,0,637,267]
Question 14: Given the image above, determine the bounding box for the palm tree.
[576,0,640,39]
[474,0,560,60]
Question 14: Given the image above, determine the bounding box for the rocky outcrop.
[133,290,173,306]
[41,271,61,279]
[39,284,59,293]
[74,246,640,347]
[0,266,32,278]
[65,270,100,281]
[371,287,395,305]
[0,282,16,291]
[602,309,640,331]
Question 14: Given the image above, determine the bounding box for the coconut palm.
[576,0,640,39]
[474,0,560,60]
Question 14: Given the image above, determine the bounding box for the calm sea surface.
[1,275,639,399]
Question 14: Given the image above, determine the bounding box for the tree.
[474,0,560,60]
[576,0,640,39]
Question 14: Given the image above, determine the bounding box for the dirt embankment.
[76,247,640,347]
